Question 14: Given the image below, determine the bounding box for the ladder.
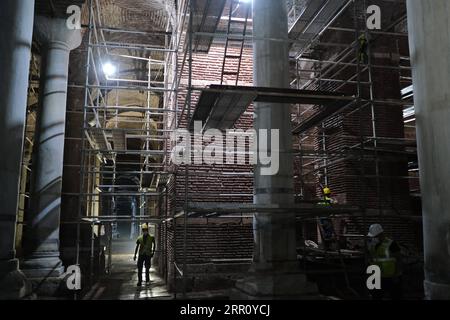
[220,0,251,85]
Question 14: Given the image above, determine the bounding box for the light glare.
[102,62,116,77]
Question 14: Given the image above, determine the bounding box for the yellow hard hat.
[141,223,149,230]
[323,187,331,195]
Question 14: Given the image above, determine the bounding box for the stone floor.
[83,240,173,300]
[77,240,347,300]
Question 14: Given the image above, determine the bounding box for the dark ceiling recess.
[35,0,85,18]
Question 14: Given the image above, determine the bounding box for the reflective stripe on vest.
[372,238,397,278]
[318,196,332,206]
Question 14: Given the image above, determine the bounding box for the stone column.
[407,0,450,300]
[0,0,35,299]
[251,0,296,272]
[235,0,317,298]
[22,17,81,280]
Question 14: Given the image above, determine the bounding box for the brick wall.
[161,28,418,290]
[161,41,256,288]
[164,218,253,264]
[299,38,412,212]
[174,41,255,211]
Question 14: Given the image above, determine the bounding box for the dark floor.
[82,240,172,300]
[80,240,423,300]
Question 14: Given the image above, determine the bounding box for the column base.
[26,275,67,297]
[0,259,32,299]
[424,280,450,300]
[21,256,67,297]
[232,271,320,299]
[21,256,64,278]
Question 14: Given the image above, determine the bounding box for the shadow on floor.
[83,240,172,300]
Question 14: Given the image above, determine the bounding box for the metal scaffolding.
[63,0,419,300]
[70,0,187,299]
[289,0,418,295]
[169,0,418,298]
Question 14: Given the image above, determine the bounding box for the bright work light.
[102,62,116,77]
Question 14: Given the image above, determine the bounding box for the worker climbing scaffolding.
[317,187,337,250]
[358,33,369,64]
[319,187,337,206]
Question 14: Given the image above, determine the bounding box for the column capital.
[34,16,82,51]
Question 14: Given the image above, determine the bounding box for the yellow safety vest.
[318,196,332,206]
[370,238,398,278]
[137,235,154,256]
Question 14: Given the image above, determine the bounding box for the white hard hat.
[368,224,384,238]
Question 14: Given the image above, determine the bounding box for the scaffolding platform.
[174,202,360,219]
[292,100,356,134]
[288,0,348,51]
[81,216,162,224]
[190,85,354,131]
[191,0,227,52]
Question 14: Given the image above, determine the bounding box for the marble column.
[0,0,35,299]
[407,0,450,299]
[234,0,317,298]
[22,16,81,278]
[251,0,296,272]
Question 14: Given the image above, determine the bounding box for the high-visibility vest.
[370,238,398,278]
[137,235,154,256]
[318,196,332,206]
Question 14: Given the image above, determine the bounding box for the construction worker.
[317,187,337,250]
[323,187,332,205]
[319,217,336,250]
[133,223,156,286]
[358,33,369,64]
[367,224,403,300]
[319,187,336,206]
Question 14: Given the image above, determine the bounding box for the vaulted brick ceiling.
[95,0,174,32]
[35,0,174,33]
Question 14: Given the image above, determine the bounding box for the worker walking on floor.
[134,223,156,286]
[367,224,403,300]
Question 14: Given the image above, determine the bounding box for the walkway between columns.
[83,241,171,300]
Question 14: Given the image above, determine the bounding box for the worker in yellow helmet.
[323,187,332,204]
[319,187,335,206]
[317,187,337,249]
[133,223,155,286]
